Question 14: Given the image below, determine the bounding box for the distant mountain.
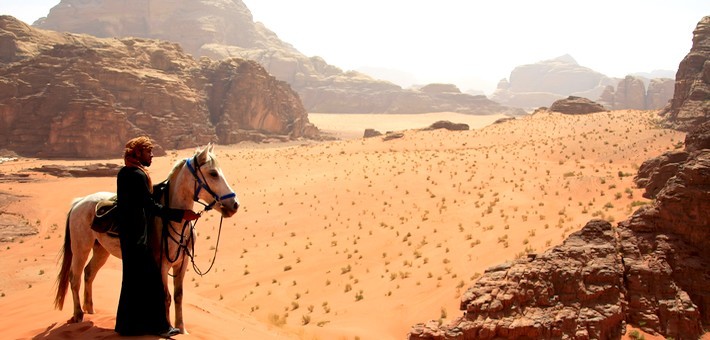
[35,0,523,115]
[491,54,675,111]
[355,66,419,89]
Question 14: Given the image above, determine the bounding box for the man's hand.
[183,210,201,221]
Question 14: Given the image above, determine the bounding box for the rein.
[160,155,234,277]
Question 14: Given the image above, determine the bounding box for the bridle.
[185,155,236,211]
[161,154,236,276]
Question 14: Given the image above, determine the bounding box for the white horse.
[54,144,239,333]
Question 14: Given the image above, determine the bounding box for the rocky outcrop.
[33,0,524,116]
[0,16,318,158]
[409,120,710,339]
[421,121,469,131]
[30,163,121,177]
[598,76,675,110]
[660,16,710,131]
[611,76,646,110]
[549,96,607,114]
[363,129,383,138]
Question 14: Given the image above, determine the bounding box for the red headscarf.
[123,136,153,191]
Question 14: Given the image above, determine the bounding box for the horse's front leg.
[159,261,173,328]
[172,258,189,334]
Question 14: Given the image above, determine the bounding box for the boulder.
[549,96,607,114]
[422,121,469,131]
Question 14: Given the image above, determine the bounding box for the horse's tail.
[54,200,77,310]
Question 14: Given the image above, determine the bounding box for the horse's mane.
[164,150,218,184]
[165,158,187,184]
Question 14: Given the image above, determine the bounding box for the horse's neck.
[168,166,195,210]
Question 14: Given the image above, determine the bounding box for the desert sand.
[0,110,694,339]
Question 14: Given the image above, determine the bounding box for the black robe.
[114,166,184,336]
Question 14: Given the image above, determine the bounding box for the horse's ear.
[208,143,215,153]
[196,145,209,164]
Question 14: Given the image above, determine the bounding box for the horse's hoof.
[68,314,83,323]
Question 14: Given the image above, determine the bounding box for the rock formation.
[421,121,469,131]
[409,121,710,339]
[490,55,615,110]
[598,76,675,110]
[491,55,674,111]
[646,78,676,109]
[549,96,607,115]
[0,16,318,158]
[660,16,710,131]
[33,0,524,116]
[363,129,383,138]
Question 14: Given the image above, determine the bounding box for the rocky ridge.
[33,0,524,115]
[409,124,710,339]
[0,16,318,158]
[660,16,710,131]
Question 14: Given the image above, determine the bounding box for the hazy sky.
[3,0,708,93]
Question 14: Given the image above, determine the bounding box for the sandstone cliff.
[409,123,710,339]
[0,16,318,158]
[660,16,710,131]
[33,0,523,115]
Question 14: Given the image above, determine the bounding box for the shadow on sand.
[32,321,169,339]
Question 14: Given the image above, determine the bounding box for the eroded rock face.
[0,16,318,158]
[33,0,524,115]
[597,76,674,110]
[549,96,607,114]
[409,118,710,340]
[660,16,710,130]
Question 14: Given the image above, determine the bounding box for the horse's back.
[69,192,121,257]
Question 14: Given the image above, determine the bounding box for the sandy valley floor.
[0,110,688,339]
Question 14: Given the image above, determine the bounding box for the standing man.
[114,136,200,337]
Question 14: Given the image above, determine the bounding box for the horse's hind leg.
[83,241,109,314]
[68,244,91,323]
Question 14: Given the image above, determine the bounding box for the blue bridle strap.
[186,156,236,210]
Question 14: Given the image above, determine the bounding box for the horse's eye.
[209,170,219,178]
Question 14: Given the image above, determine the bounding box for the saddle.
[92,195,119,237]
[91,181,169,238]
